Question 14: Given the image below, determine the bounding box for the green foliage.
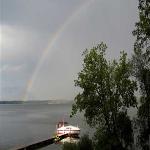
[132,50,150,97]
[133,0,150,49]
[71,42,137,149]
[94,129,124,150]
[62,134,93,150]
[132,0,150,149]
[115,112,133,148]
[72,43,137,124]
[62,143,78,150]
[136,96,150,150]
[94,112,133,150]
[78,134,93,150]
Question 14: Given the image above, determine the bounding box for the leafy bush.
[62,134,93,150]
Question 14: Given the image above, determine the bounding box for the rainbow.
[23,0,95,101]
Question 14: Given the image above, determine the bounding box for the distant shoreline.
[0,100,73,105]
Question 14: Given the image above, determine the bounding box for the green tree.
[71,42,137,150]
[62,143,78,150]
[94,111,133,150]
[78,134,93,150]
[133,0,150,50]
[132,0,150,149]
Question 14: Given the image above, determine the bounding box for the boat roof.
[57,125,80,130]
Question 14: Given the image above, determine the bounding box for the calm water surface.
[0,102,91,150]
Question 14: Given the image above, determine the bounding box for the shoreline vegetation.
[0,100,73,104]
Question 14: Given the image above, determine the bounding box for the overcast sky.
[0,0,138,101]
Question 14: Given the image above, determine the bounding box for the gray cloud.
[1,0,86,34]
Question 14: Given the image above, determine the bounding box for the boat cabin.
[56,121,68,128]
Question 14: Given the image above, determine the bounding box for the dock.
[13,134,69,150]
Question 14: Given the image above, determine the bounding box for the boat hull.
[56,125,80,137]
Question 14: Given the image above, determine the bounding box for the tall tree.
[71,42,137,149]
[132,0,150,149]
[133,0,150,50]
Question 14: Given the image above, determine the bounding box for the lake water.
[0,102,92,150]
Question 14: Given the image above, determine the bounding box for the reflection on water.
[0,103,92,150]
[59,137,80,144]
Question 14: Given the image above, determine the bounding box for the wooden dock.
[13,134,69,150]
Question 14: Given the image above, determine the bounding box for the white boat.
[56,121,80,137]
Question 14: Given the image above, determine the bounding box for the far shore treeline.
[0,100,72,104]
[63,0,150,150]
